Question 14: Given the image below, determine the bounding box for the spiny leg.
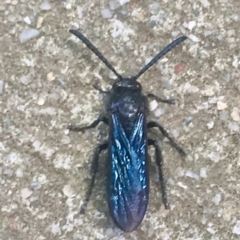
[148,139,170,209]
[68,115,108,132]
[147,93,175,105]
[147,121,186,157]
[80,141,108,214]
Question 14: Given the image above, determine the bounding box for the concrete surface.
[1,0,240,239]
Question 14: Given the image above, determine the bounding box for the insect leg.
[148,139,170,209]
[147,121,186,157]
[147,93,175,105]
[68,115,108,132]
[80,141,108,214]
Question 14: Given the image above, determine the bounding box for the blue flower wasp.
[68,29,187,232]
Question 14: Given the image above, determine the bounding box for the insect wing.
[108,112,149,232]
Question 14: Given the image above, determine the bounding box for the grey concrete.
[1,0,240,239]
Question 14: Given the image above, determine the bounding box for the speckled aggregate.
[1,0,240,239]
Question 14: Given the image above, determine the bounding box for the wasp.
[68,29,187,232]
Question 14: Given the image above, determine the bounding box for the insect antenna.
[70,29,123,80]
[132,36,187,81]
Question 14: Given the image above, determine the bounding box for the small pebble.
[9,152,18,163]
[109,0,120,10]
[228,122,239,132]
[227,29,235,37]
[0,142,6,152]
[37,98,45,106]
[21,188,33,199]
[200,0,211,8]
[16,168,23,178]
[20,75,30,85]
[63,185,74,198]
[118,9,127,17]
[188,21,196,30]
[177,182,188,189]
[200,168,207,178]
[225,73,231,82]
[176,167,185,177]
[172,129,179,138]
[39,107,57,115]
[48,93,60,101]
[201,215,208,225]
[149,100,158,111]
[111,19,125,38]
[149,2,160,15]
[31,182,42,190]
[3,168,13,177]
[231,107,240,121]
[232,58,239,68]
[208,97,218,104]
[0,80,4,94]
[77,6,83,18]
[207,226,216,235]
[162,79,173,90]
[174,63,185,74]
[38,174,47,184]
[8,14,16,23]
[201,89,214,97]
[37,17,44,28]
[109,71,118,80]
[216,34,223,41]
[233,221,240,235]
[208,152,220,163]
[51,223,61,235]
[119,0,130,5]
[47,72,55,81]
[73,233,81,240]
[185,170,199,181]
[227,37,235,44]
[212,193,221,205]
[101,8,113,19]
[61,136,71,145]
[154,108,165,117]
[40,1,51,11]
[33,140,41,150]
[65,3,71,9]
[167,178,175,185]
[207,121,214,129]
[183,82,199,93]
[185,116,193,125]
[188,34,200,42]
[136,12,145,21]
[217,101,227,110]
[11,0,18,5]
[219,112,229,121]
[30,196,38,203]
[19,29,40,43]
[23,16,31,25]
[231,14,239,21]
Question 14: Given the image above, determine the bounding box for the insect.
[68,29,187,232]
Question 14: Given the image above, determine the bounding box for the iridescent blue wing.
[107,112,149,232]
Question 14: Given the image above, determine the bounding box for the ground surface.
[1,0,240,239]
